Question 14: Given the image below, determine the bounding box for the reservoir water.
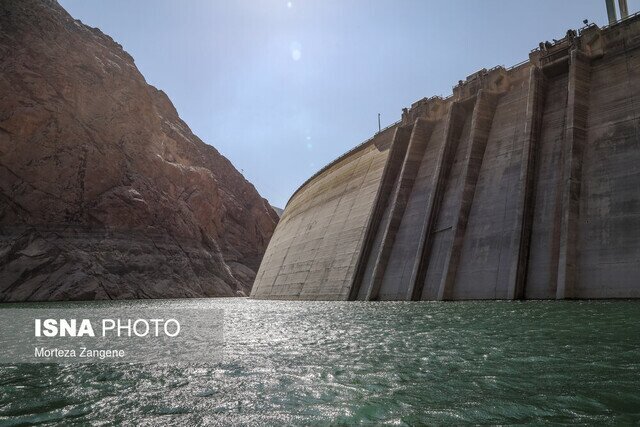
[0,299,639,425]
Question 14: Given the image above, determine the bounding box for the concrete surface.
[251,16,640,300]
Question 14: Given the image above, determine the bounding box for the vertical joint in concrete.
[404,102,462,301]
[349,126,407,301]
[556,49,590,299]
[437,89,500,301]
[365,118,435,301]
[348,125,412,300]
[507,66,547,300]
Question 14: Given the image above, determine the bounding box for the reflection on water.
[0,298,639,425]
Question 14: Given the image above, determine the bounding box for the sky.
[59,0,639,208]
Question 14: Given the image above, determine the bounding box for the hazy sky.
[59,0,638,208]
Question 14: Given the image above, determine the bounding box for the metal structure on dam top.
[251,11,640,301]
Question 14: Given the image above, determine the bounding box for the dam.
[251,12,640,301]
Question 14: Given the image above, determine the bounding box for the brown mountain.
[0,0,278,301]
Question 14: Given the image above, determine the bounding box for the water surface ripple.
[0,299,639,425]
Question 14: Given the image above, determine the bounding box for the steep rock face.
[0,0,278,300]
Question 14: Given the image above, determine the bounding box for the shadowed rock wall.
[252,16,640,300]
[0,1,278,300]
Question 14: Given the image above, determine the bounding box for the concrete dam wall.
[251,17,640,300]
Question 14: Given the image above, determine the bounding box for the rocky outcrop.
[0,0,278,301]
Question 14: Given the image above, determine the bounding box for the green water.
[0,299,639,425]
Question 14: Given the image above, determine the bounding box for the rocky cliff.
[0,0,278,301]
